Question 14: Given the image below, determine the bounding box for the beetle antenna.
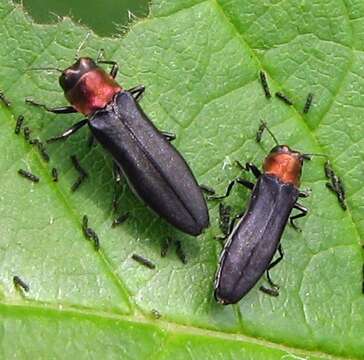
[258,120,279,146]
[28,67,63,73]
[301,152,328,161]
[75,31,91,60]
[304,153,327,157]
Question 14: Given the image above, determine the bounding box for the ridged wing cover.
[88,91,209,236]
[215,174,299,304]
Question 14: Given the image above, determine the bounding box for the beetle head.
[269,145,304,163]
[59,57,97,92]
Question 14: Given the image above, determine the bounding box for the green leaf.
[0,0,363,358]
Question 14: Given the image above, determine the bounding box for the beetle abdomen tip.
[181,214,209,236]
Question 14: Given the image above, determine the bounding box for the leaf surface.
[0,0,363,358]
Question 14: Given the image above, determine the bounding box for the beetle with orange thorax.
[209,125,310,305]
[27,57,209,236]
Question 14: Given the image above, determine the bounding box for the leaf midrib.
[0,301,356,360]
[0,104,135,314]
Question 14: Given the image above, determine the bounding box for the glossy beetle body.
[214,145,307,305]
[89,91,209,235]
[28,57,209,236]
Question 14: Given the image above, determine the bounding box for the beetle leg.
[200,184,215,195]
[112,163,124,212]
[46,119,88,143]
[160,131,176,142]
[98,60,119,79]
[235,161,261,178]
[259,244,284,296]
[128,85,145,101]
[208,177,254,200]
[208,180,236,200]
[290,203,308,232]
[236,177,255,190]
[26,99,77,114]
[96,49,119,78]
[268,244,284,272]
[234,160,245,170]
[245,162,262,178]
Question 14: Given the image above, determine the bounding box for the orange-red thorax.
[263,147,303,187]
[65,68,122,116]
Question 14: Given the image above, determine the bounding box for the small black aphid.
[176,240,187,265]
[324,160,346,210]
[112,212,129,228]
[15,115,24,135]
[161,237,172,257]
[336,177,346,201]
[82,215,100,250]
[70,155,88,192]
[71,155,88,177]
[18,169,39,183]
[200,184,216,196]
[23,127,31,141]
[13,276,29,292]
[132,254,156,269]
[259,285,279,297]
[82,215,88,232]
[85,227,100,250]
[303,93,313,114]
[324,160,334,179]
[29,138,39,145]
[151,309,162,319]
[52,167,58,182]
[71,176,86,192]
[0,91,11,107]
[259,71,271,99]
[219,203,231,237]
[325,182,346,210]
[275,92,293,105]
[37,141,50,162]
[256,122,266,143]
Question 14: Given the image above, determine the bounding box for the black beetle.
[210,123,314,304]
[27,57,209,236]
